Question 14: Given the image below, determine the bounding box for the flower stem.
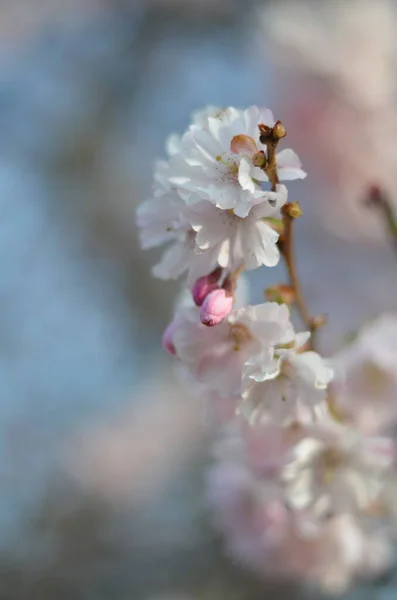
[280,208,319,350]
[263,122,322,350]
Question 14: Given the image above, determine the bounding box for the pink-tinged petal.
[162,320,179,355]
[196,348,246,396]
[230,134,258,157]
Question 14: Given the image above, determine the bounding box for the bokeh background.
[1,0,397,598]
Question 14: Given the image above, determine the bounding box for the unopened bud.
[272,120,287,140]
[258,123,273,145]
[265,284,295,305]
[284,201,302,219]
[192,270,221,306]
[252,151,267,168]
[310,314,327,330]
[230,134,257,156]
[200,289,233,327]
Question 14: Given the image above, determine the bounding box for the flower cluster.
[137,105,397,593]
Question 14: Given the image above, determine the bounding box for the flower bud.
[272,120,287,140]
[258,123,273,145]
[192,270,221,306]
[283,201,302,219]
[200,289,233,327]
[252,151,267,168]
[265,284,295,305]
[162,320,179,355]
[230,134,257,156]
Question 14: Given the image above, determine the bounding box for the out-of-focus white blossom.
[207,420,394,592]
[330,313,397,434]
[283,424,393,515]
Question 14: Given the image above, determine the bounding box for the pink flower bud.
[200,289,233,327]
[230,134,257,156]
[162,320,179,355]
[192,273,220,306]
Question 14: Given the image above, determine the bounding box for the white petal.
[277,148,307,181]
[250,185,288,218]
[193,129,222,162]
[217,238,231,268]
[166,133,182,156]
[240,220,280,269]
[294,331,311,349]
[233,200,252,218]
[250,165,269,182]
[238,157,255,193]
[152,242,190,280]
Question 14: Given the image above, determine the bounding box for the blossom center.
[228,323,253,351]
[319,448,342,484]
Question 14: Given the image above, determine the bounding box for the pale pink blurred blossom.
[330,313,397,434]
[261,0,397,242]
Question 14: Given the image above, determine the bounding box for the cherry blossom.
[167,105,305,218]
[137,102,397,594]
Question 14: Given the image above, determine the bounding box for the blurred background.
[1,0,397,598]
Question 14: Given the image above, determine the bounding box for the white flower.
[190,184,287,270]
[330,313,397,434]
[137,160,223,283]
[241,331,333,424]
[283,424,394,516]
[167,105,305,218]
[207,424,393,592]
[137,190,220,282]
[165,106,223,156]
[171,302,294,397]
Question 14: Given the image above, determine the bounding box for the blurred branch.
[365,185,397,254]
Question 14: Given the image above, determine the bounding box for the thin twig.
[365,185,397,255]
[261,122,322,350]
[281,209,318,349]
